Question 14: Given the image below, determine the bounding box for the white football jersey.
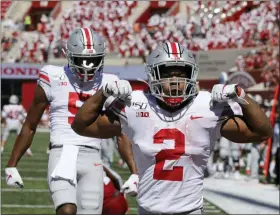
[38,65,118,149]
[2,104,26,129]
[112,90,235,213]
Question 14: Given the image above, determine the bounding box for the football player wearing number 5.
[5,28,138,215]
[72,42,272,214]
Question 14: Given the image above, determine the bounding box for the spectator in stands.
[2,1,279,62]
[24,15,32,31]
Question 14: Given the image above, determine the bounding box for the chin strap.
[136,78,149,86]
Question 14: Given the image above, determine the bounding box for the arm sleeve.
[37,66,51,101]
[110,100,129,136]
[103,164,123,187]
[2,106,8,118]
[211,103,235,141]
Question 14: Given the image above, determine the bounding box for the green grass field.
[1,133,226,214]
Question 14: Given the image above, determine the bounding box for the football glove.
[5,167,24,188]
[121,174,139,197]
[211,84,248,105]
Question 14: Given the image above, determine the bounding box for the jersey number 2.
[68,92,91,124]
[153,128,185,181]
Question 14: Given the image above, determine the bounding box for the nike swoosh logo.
[7,174,12,181]
[190,115,203,120]
[94,163,102,167]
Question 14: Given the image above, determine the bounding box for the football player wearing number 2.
[72,42,272,214]
[5,28,138,215]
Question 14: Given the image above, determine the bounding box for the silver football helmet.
[9,95,19,104]
[145,42,199,107]
[65,28,105,82]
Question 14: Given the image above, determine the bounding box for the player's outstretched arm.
[72,89,122,138]
[117,134,138,175]
[103,166,122,190]
[221,94,273,143]
[1,117,6,126]
[1,106,8,126]
[7,85,49,167]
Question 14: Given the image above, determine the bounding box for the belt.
[49,143,98,150]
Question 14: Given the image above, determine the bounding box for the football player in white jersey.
[5,28,138,215]
[72,42,272,214]
[1,95,32,156]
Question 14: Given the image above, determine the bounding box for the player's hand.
[121,174,139,197]
[5,167,24,188]
[211,84,247,105]
[103,80,132,100]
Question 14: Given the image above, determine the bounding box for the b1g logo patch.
[136,111,149,118]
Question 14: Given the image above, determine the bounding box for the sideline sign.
[227,71,256,89]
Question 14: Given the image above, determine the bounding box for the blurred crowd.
[235,47,279,88]
[18,15,54,64]
[2,14,54,63]
[1,31,19,62]
[105,1,279,57]
[2,1,278,62]
[58,1,137,54]
[118,0,279,57]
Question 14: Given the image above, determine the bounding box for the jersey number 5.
[8,111,19,119]
[68,92,91,124]
[153,128,185,181]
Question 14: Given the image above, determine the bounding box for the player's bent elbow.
[257,122,274,142]
[245,128,273,143]
[261,126,273,141]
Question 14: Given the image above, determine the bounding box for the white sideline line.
[1,155,49,158]
[203,201,211,206]
[1,168,47,173]
[204,205,217,209]
[204,209,222,213]
[1,160,48,164]
[1,156,48,161]
[1,177,46,181]
[2,168,130,175]
[2,204,53,208]
[1,206,220,213]
[1,153,48,156]
[3,160,48,165]
[2,188,49,192]
[129,208,221,213]
[18,164,48,168]
[1,151,48,154]
[1,158,48,162]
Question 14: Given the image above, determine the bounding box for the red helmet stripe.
[86,27,93,49]
[170,42,179,58]
[167,42,180,59]
[81,28,92,49]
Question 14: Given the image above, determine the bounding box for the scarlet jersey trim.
[39,73,50,83]
[39,72,50,88]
